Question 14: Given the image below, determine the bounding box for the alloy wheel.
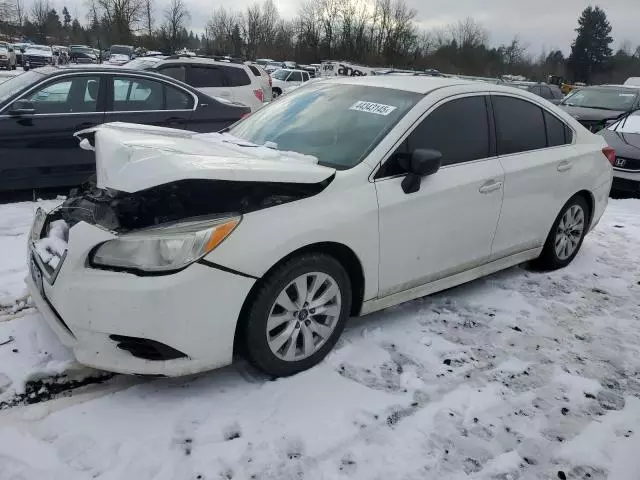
[554,204,585,260]
[266,272,342,361]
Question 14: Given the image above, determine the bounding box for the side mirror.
[398,149,442,194]
[9,99,36,116]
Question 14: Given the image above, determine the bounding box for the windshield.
[110,45,133,56]
[228,82,421,169]
[609,111,640,134]
[125,58,162,70]
[562,88,638,110]
[272,70,290,80]
[0,70,43,104]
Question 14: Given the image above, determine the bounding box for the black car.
[559,85,640,132]
[598,109,640,195]
[0,66,250,191]
[69,48,98,64]
[508,82,564,103]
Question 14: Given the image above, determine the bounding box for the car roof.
[326,75,476,93]
[581,84,640,91]
[156,57,247,68]
[37,65,194,83]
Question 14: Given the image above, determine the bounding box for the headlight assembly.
[90,216,240,273]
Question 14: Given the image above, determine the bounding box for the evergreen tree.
[62,6,71,29]
[568,6,613,82]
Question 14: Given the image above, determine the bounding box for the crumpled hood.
[74,122,336,193]
[559,105,626,122]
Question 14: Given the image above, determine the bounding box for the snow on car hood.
[75,122,335,193]
[24,48,52,58]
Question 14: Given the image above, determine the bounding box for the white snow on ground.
[0,198,639,479]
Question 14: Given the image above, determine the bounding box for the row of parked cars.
[1,53,639,194]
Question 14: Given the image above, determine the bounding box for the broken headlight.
[90,216,240,273]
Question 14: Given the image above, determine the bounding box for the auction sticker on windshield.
[349,101,397,116]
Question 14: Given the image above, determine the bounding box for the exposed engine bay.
[56,177,333,233]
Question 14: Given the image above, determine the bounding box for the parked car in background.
[69,46,98,64]
[23,45,54,70]
[598,109,640,195]
[108,53,131,65]
[27,76,612,378]
[298,64,319,78]
[130,56,266,111]
[12,43,30,66]
[264,61,285,73]
[559,85,640,132]
[124,56,165,70]
[0,66,249,191]
[507,81,565,104]
[109,45,135,61]
[246,62,273,102]
[255,58,274,66]
[623,78,640,87]
[270,68,311,97]
[0,42,17,70]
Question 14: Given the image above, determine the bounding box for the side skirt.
[359,248,542,316]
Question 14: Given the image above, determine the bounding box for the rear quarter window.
[248,65,261,76]
[223,66,251,86]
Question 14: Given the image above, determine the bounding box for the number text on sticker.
[349,101,397,116]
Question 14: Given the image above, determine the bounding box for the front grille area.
[614,157,640,171]
[26,55,49,66]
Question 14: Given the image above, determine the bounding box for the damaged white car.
[27,77,613,377]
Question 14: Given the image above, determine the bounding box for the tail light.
[602,147,616,166]
[253,89,264,102]
[240,112,251,119]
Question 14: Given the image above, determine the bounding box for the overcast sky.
[65,0,639,55]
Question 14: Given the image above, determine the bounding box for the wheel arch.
[574,189,595,227]
[233,241,366,356]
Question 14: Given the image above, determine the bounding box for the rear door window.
[165,85,194,110]
[112,76,163,111]
[492,96,547,155]
[186,65,226,88]
[156,65,185,83]
[287,71,303,82]
[222,66,251,87]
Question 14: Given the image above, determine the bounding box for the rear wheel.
[534,195,590,270]
[272,88,281,99]
[244,254,351,377]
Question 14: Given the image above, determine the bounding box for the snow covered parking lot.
[0,198,639,479]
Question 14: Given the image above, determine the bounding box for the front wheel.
[534,195,590,270]
[243,254,352,377]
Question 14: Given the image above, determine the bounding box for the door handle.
[479,180,503,194]
[557,161,572,172]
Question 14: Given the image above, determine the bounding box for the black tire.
[243,253,352,377]
[534,195,590,270]
[272,88,281,99]
[12,64,16,70]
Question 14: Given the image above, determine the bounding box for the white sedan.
[27,76,613,377]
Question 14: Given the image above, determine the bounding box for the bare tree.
[31,0,51,36]
[449,17,488,49]
[143,0,153,36]
[94,0,145,43]
[164,0,189,51]
[242,3,261,59]
[206,6,238,54]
